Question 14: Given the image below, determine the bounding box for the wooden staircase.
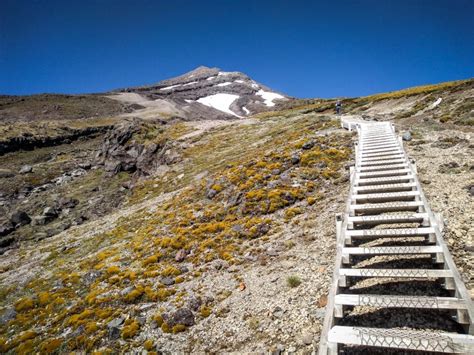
[319,120,474,354]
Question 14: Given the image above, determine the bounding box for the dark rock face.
[10,211,31,227]
[0,221,14,237]
[0,126,111,156]
[96,119,181,178]
[0,235,14,248]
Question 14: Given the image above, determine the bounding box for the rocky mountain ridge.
[115,66,288,119]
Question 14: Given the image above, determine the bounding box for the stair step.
[361,136,397,142]
[350,201,424,214]
[347,212,428,225]
[361,134,396,139]
[359,158,407,166]
[361,151,404,158]
[361,147,401,154]
[361,153,405,161]
[334,294,466,310]
[353,182,417,193]
[360,145,400,153]
[357,163,408,172]
[342,245,442,256]
[357,168,412,178]
[351,190,420,203]
[360,141,398,148]
[356,175,414,186]
[339,268,452,278]
[327,326,474,353]
[345,227,435,238]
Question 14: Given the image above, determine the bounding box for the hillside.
[0,74,473,353]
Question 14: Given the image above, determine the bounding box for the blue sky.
[1,0,473,98]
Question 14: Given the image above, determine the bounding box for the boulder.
[57,197,79,209]
[43,207,59,218]
[78,162,92,170]
[187,296,203,311]
[291,154,300,165]
[10,211,31,227]
[302,141,315,150]
[104,160,122,174]
[19,165,33,174]
[160,277,175,286]
[163,308,195,327]
[402,132,412,141]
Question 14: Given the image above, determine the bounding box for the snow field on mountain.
[257,89,285,107]
[197,93,241,116]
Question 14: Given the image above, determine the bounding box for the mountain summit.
[115,66,288,119]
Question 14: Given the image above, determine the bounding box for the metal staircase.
[319,120,474,354]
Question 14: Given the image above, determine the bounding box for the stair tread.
[352,191,420,202]
[353,182,417,193]
[347,212,428,225]
[359,159,407,166]
[342,245,442,255]
[334,293,466,309]
[357,163,408,172]
[350,201,424,211]
[361,147,402,154]
[345,227,435,237]
[339,268,452,278]
[362,152,405,159]
[357,168,412,178]
[361,142,398,147]
[355,175,414,185]
[328,326,474,353]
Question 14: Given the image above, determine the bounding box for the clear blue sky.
[1,0,473,98]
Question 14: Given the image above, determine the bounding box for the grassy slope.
[1,77,472,352]
[0,94,125,123]
[0,111,353,353]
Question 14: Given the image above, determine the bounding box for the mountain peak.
[119,67,288,119]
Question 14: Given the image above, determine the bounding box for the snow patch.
[160,84,181,91]
[218,71,231,76]
[206,76,216,81]
[217,82,232,87]
[185,99,194,103]
[197,93,241,117]
[183,81,197,86]
[430,97,442,109]
[256,90,285,107]
[235,80,245,83]
[243,107,250,115]
[251,83,259,89]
